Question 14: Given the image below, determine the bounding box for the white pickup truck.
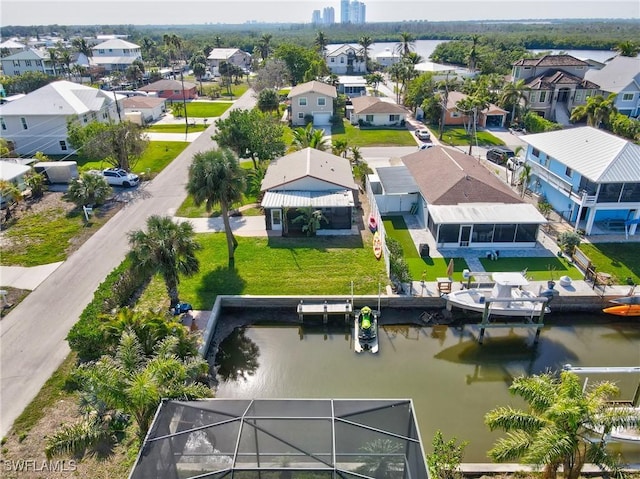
[98,168,140,187]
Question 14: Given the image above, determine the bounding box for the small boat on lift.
[373,231,382,260]
[603,294,640,316]
[444,272,551,318]
[354,306,379,353]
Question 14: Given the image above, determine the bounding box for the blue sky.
[2,0,638,26]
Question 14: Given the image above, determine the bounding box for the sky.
[1,0,638,26]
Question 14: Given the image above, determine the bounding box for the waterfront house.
[326,44,367,75]
[287,80,336,126]
[0,80,122,156]
[520,126,640,236]
[260,148,358,234]
[584,55,640,118]
[90,38,142,73]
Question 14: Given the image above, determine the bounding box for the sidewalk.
[0,262,63,290]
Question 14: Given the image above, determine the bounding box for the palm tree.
[128,215,201,306]
[257,33,272,61]
[72,37,93,61]
[314,31,328,58]
[518,163,532,197]
[396,31,415,57]
[47,48,60,76]
[332,138,349,158]
[485,371,637,479]
[358,35,373,73]
[467,35,480,72]
[570,93,617,128]
[65,172,112,208]
[292,206,328,236]
[187,148,246,268]
[500,80,530,125]
[614,40,639,57]
[290,123,329,151]
[364,72,384,95]
[257,88,280,115]
[140,37,155,60]
[0,180,22,222]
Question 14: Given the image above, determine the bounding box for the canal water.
[212,310,640,463]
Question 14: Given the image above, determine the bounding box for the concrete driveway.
[0,89,258,437]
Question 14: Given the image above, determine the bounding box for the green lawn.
[137,234,388,309]
[331,120,416,147]
[480,256,583,281]
[76,141,188,176]
[146,123,207,133]
[578,243,640,285]
[173,101,233,118]
[382,216,469,281]
[439,126,505,147]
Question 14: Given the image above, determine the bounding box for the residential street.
[0,89,257,437]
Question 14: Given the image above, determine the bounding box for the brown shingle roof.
[402,146,523,205]
[445,91,507,114]
[288,81,337,99]
[351,96,408,115]
[513,54,589,68]
[140,79,197,91]
[525,69,599,90]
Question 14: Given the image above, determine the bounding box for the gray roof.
[521,126,640,183]
[0,161,31,181]
[261,147,356,191]
[90,56,139,66]
[140,79,197,91]
[429,203,547,225]
[326,43,364,57]
[261,190,355,208]
[375,166,420,194]
[584,56,640,94]
[92,38,139,50]
[207,48,249,60]
[122,96,166,108]
[2,48,48,60]
[0,80,117,116]
[513,54,589,67]
[288,81,337,99]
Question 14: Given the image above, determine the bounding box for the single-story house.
[337,75,367,96]
[444,91,508,128]
[139,79,198,101]
[397,146,546,248]
[349,96,408,127]
[287,80,336,126]
[260,147,358,234]
[122,96,167,123]
[520,126,640,236]
[206,48,252,75]
[0,80,122,156]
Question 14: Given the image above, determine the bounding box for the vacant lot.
[332,120,416,147]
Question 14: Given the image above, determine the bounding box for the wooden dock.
[297,300,353,324]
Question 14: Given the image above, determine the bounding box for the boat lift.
[478,296,550,345]
[563,364,640,406]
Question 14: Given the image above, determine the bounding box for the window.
[438,224,460,243]
[59,140,67,151]
[20,117,28,130]
[298,112,304,119]
[36,60,42,66]
[622,93,634,101]
[340,57,344,63]
[574,91,583,102]
[565,166,573,178]
[539,91,547,103]
[531,148,540,158]
[0,118,5,130]
[529,92,537,103]
[451,111,460,118]
[365,114,374,122]
[523,66,531,70]
[25,60,31,66]
[389,114,400,122]
[514,67,520,77]
[298,98,307,106]
[98,49,105,54]
[317,97,326,106]
[13,60,20,67]
[331,58,335,63]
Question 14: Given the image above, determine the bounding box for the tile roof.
[288,81,337,99]
[140,79,197,91]
[584,56,640,94]
[525,69,599,90]
[521,126,640,183]
[351,96,408,115]
[513,54,589,67]
[401,146,523,205]
[261,147,357,191]
[0,80,117,116]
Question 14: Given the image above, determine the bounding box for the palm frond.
[488,430,533,462]
[45,418,114,460]
[485,406,545,432]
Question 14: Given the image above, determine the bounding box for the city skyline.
[1,0,638,27]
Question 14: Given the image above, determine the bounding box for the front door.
[271,209,282,231]
[459,225,472,247]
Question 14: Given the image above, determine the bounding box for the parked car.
[507,157,525,171]
[101,168,140,187]
[415,129,431,141]
[486,146,515,165]
[418,142,434,150]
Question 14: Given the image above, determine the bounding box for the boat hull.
[603,304,640,316]
[373,232,382,260]
[609,295,640,305]
[354,312,379,353]
[445,288,549,317]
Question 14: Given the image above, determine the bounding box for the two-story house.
[512,54,598,122]
[520,126,640,236]
[287,80,336,126]
[584,55,640,118]
[326,44,366,75]
[90,38,142,73]
[206,48,252,76]
[0,80,122,156]
[0,39,27,56]
[0,48,57,77]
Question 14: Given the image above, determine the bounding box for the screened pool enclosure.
[129,398,428,479]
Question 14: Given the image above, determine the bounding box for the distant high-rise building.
[340,0,366,24]
[323,6,335,25]
[312,9,322,25]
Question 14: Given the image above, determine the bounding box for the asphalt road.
[0,89,257,437]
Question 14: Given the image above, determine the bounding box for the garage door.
[313,113,332,125]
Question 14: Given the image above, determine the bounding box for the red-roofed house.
[139,79,198,101]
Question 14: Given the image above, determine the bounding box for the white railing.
[528,162,572,195]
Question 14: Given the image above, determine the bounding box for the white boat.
[445,272,550,318]
[609,294,640,305]
[354,306,379,353]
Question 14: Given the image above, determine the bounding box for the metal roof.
[584,56,640,94]
[261,190,354,208]
[428,203,547,224]
[521,126,640,182]
[375,166,420,194]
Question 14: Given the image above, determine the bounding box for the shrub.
[523,112,563,133]
[557,230,581,255]
[303,114,314,125]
